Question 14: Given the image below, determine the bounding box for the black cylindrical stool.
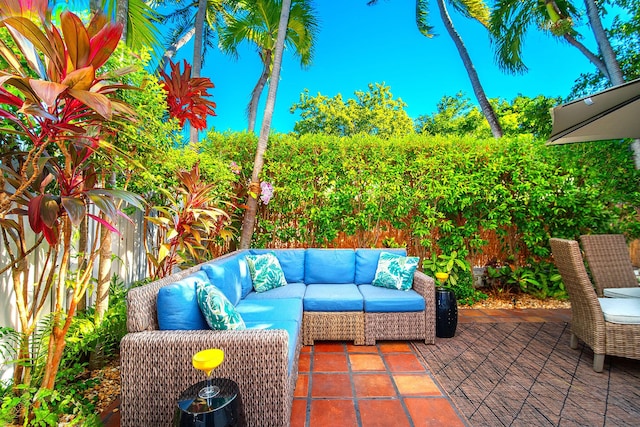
[436,288,458,338]
[173,378,245,427]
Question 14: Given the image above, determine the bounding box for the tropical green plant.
[422,251,470,288]
[291,83,415,138]
[0,5,143,418]
[421,251,487,304]
[416,93,560,139]
[207,131,640,268]
[146,163,234,279]
[219,0,318,133]
[487,260,566,299]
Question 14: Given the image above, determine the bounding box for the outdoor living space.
[3,0,640,426]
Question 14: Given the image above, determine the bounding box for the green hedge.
[203,132,640,268]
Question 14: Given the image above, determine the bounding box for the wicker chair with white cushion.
[550,238,640,372]
[580,234,640,298]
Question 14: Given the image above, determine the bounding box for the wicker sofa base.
[303,311,365,345]
[364,311,434,345]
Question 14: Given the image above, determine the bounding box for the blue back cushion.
[201,258,242,306]
[157,271,209,330]
[355,248,407,284]
[304,249,356,284]
[251,249,305,283]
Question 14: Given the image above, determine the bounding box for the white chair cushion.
[603,287,640,298]
[598,297,640,324]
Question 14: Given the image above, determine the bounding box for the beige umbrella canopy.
[547,78,640,145]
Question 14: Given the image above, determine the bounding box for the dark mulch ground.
[414,322,640,426]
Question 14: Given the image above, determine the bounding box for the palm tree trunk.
[158,28,195,73]
[248,52,273,133]
[239,0,292,249]
[116,0,129,41]
[190,0,208,143]
[436,0,503,138]
[563,34,610,80]
[584,0,623,85]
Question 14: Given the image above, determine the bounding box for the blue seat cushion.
[303,284,363,311]
[305,249,356,284]
[235,298,303,325]
[201,260,242,306]
[244,320,299,374]
[156,271,209,330]
[251,249,305,283]
[244,283,307,300]
[358,284,425,312]
[355,248,407,285]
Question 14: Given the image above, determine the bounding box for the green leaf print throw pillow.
[246,253,288,293]
[196,282,246,330]
[372,252,419,291]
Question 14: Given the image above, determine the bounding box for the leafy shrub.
[487,261,566,300]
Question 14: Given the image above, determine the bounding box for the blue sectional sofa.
[121,248,436,427]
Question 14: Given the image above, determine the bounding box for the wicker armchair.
[580,234,638,297]
[550,238,640,372]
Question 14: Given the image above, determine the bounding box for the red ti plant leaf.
[0,0,49,21]
[42,224,57,245]
[0,86,23,107]
[67,88,112,120]
[29,79,66,107]
[61,66,95,91]
[160,60,216,131]
[60,10,90,71]
[61,196,85,227]
[87,213,119,234]
[86,13,108,38]
[28,194,59,233]
[88,22,123,70]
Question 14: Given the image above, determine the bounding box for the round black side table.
[173,378,245,427]
[435,288,458,338]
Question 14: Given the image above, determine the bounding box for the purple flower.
[260,181,274,205]
[230,161,241,175]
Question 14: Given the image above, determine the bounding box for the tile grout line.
[347,343,364,427]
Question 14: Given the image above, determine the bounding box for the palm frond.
[489,0,539,74]
[126,0,164,58]
[450,0,491,27]
[416,0,435,38]
[0,327,22,363]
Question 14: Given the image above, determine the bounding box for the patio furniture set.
[120,248,436,427]
[550,234,640,373]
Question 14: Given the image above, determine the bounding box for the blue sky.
[169,0,604,134]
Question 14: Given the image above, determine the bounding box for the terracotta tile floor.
[294,340,462,427]
[101,308,571,427]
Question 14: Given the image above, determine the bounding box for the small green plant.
[422,251,470,288]
[487,261,566,300]
[422,251,487,305]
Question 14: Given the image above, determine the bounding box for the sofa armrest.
[120,329,293,427]
[412,270,436,344]
[412,270,435,301]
